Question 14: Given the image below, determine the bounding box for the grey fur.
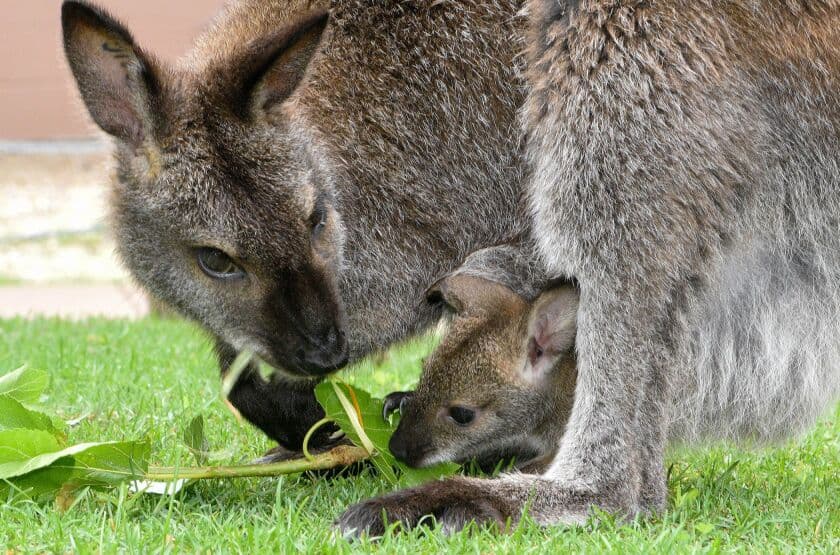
[337,0,840,535]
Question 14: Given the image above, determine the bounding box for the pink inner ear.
[527,337,542,366]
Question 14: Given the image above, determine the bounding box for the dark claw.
[382,391,413,420]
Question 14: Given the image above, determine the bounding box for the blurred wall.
[0,0,226,141]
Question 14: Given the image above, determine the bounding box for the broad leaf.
[0,367,48,404]
[0,440,150,501]
[62,440,151,487]
[314,380,458,486]
[315,381,398,483]
[0,457,77,502]
[0,432,147,481]
[0,396,61,437]
[0,429,63,472]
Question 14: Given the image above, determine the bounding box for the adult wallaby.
[61,0,528,450]
[337,0,840,535]
[385,275,578,475]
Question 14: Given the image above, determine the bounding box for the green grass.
[0,317,837,553]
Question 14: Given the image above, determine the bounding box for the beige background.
[0,0,225,140]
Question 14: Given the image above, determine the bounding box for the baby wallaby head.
[388,275,579,473]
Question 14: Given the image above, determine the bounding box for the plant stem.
[301,417,334,462]
[143,445,368,481]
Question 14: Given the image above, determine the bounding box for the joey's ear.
[528,286,580,355]
[426,275,465,313]
[426,274,525,316]
[62,1,166,147]
[234,11,329,117]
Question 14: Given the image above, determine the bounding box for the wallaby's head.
[389,276,579,472]
[61,1,347,375]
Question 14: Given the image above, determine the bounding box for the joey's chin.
[409,449,455,469]
[460,443,544,473]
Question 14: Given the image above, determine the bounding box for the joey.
[386,276,578,474]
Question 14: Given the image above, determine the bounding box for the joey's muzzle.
[388,424,431,468]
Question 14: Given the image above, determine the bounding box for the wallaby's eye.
[448,406,476,426]
[308,199,328,240]
[195,248,244,280]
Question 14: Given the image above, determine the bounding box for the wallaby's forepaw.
[335,477,519,538]
[334,473,644,538]
[253,436,373,478]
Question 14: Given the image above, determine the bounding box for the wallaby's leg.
[215,341,338,451]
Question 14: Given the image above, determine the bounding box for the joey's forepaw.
[335,477,519,538]
[382,390,414,420]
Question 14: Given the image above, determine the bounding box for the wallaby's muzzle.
[261,265,348,377]
[295,326,348,376]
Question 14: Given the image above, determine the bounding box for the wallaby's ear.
[62,1,165,147]
[426,274,525,316]
[234,11,329,117]
[528,286,579,361]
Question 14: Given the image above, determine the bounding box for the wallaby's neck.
[298,1,531,358]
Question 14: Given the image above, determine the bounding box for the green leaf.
[314,380,459,486]
[0,395,57,432]
[0,368,149,503]
[0,429,63,471]
[63,440,151,487]
[0,433,150,501]
[0,367,48,404]
[1,457,77,502]
[315,380,398,484]
[1,440,150,502]
[182,416,210,466]
[0,431,147,481]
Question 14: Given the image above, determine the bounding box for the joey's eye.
[448,406,476,426]
[195,247,244,280]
